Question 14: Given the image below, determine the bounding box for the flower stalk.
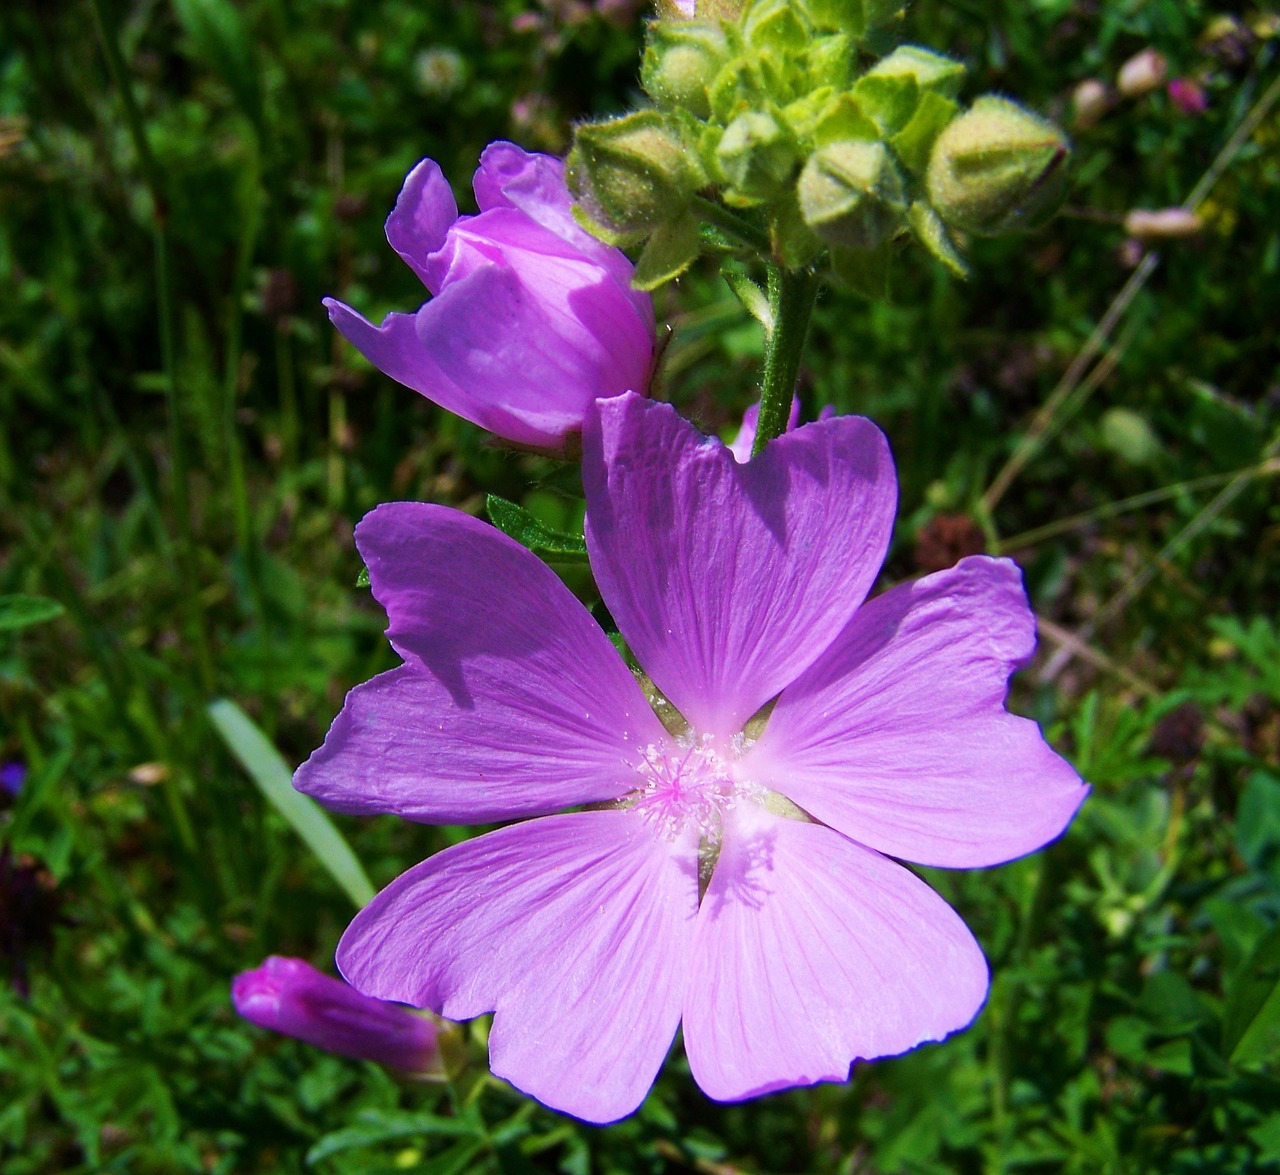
[751,264,820,456]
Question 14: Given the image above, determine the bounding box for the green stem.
[694,195,771,252]
[751,265,820,457]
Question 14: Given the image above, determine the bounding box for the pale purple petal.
[338,811,699,1123]
[232,956,439,1072]
[683,804,988,1102]
[323,297,559,448]
[384,158,459,292]
[583,394,897,739]
[727,397,802,463]
[416,249,652,434]
[747,557,1088,868]
[296,503,665,822]
[472,141,646,308]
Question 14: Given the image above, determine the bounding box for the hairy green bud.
[797,138,907,249]
[716,110,799,204]
[925,96,1069,236]
[642,22,731,119]
[568,111,702,240]
[866,45,966,98]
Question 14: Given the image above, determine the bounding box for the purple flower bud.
[1167,78,1208,116]
[232,956,441,1074]
[0,763,24,799]
[325,142,656,455]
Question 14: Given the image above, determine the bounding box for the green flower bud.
[925,96,1069,236]
[716,110,799,204]
[741,0,809,57]
[866,45,966,98]
[642,22,731,118]
[567,111,702,241]
[798,138,907,249]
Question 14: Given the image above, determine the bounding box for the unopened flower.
[1072,78,1111,131]
[297,394,1087,1123]
[0,762,25,799]
[1123,207,1203,241]
[1167,78,1208,116]
[325,143,655,453]
[232,956,441,1074]
[1117,48,1167,99]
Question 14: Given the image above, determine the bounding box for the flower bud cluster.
[566,0,1070,290]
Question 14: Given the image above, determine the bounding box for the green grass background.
[2,0,1279,1171]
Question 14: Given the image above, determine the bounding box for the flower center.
[628,733,755,843]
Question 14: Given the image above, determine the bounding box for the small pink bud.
[1117,48,1167,99]
[1122,208,1203,241]
[232,957,442,1075]
[1167,78,1208,115]
[1072,78,1111,130]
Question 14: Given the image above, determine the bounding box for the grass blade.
[209,699,375,909]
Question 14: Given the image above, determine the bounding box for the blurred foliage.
[1,0,1279,1171]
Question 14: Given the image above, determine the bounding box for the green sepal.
[797,138,907,249]
[866,45,966,98]
[716,109,800,206]
[891,89,959,175]
[741,0,810,58]
[850,72,920,137]
[569,202,645,249]
[709,55,769,124]
[907,201,968,277]
[486,495,589,561]
[809,91,880,145]
[355,565,371,588]
[806,0,866,35]
[828,239,894,300]
[632,211,704,289]
[806,33,856,90]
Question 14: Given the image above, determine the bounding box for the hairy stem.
[752,265,820,457]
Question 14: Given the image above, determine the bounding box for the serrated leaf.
[208,699,374,909]
[486,496,588,560]
[0,594,66,632]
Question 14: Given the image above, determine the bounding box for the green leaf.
[208,699,375,909]
[723,269,772,330]
[487,496,588,561]
[172,0,265,132]
[632,211,703,290]
[1224,923,1280,1067]
[305,1110,485,1166]
[0,594,65,632]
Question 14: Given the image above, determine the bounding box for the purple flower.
[325,143,655,453]
[0,762,24,799]
[232,956,440,1074]
[1167,78,1208,116]
[297,393,1087,1123]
